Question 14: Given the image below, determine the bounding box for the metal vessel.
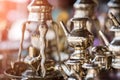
[60,17,96,80]
[4,0,62,79]
[99,13,120,69]
[106,0,120,29]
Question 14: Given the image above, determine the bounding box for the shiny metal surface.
[3,0,120,80]
[28,0,52,21]
[4,0,62,79]
[99,13,120,69]
[60,18,94,48]
[106,0,120,30]
[60,17,96,79]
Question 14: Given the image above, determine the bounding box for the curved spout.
[109,12,120,27]
[61,64,73,76]
[60,21,70,36]
[61,64,81,80]
[99,31,109,46]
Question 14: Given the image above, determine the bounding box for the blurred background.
[0,0,112,79]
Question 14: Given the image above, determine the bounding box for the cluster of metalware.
[4,0,120,80]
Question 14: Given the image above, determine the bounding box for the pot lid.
[74,0,96,8]
[28,0,52,13]
[27,0,52,21]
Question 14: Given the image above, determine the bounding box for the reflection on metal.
[72,0,100,35]
[74,0,96,18]
[60,18,94,48]
[3,0,120,80]
[108,0,120,11]
[99,13,120,69]
[106,0,120,29]
[4,0,62,79]
[60,17,99,79]
[92,46,112,70]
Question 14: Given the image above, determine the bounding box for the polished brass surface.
[4,0,62,79]
[29,46,38,58]
[70,0,100,35]
[60,18,94,48]
[4,0,120,80]
[99,13,120,69]
[74,0,96,18]
[60,17,95,79]
[107,0,120,17]
[82,63,98,80]
[28,0,52,21]
[106,0,120,30]
[26,0,61,78]
[108,13,120,52]
[26,0,60,78]
[92,46,112,70]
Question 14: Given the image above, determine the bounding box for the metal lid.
[74,0,96,9]
[28,0,52,21]
[28,0,52,12]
